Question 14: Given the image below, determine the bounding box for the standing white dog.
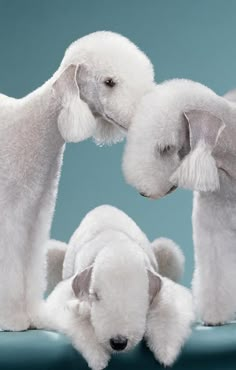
[41,205,194,370]
[123,79,236,325]
[0,31,154,331]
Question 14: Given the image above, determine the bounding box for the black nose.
[139,192,149,198]
[110,336,128,351]
[165,185,177,195]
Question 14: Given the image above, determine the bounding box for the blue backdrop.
[0,0,235,286]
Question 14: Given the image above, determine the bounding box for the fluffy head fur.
[43,205,193,369]
[69,223,162,354]
[57,31,155,145]
[123,79,229,198]
[79,238,151,352]
[223,88,236,102]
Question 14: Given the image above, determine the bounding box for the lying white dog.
[0,31,154,331]
[123,79,236,325]
[40,205,194,370]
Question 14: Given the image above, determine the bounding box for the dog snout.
[109,336,128,351]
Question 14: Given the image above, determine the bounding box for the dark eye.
[161,145,172,154]
[90,291,100,301]
[157,145,175,156]
[104,78,116,88]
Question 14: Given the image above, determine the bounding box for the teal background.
[1,0,236,287]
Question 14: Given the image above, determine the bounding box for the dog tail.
[45,239,68,294]
[223,88,236,102]
[151,238,185,282]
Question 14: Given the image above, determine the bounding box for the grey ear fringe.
[58,93,97,142]
[170,141,220,192]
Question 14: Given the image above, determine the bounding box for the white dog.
[40,205,194,370]
[0,31,154,331]
[123,79,236,325]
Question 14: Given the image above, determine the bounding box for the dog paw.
[197,301,234,326]
[203,321,225,327]
[0,313,30,332]
[201,311,229,327]
[87,350,110,370]
[154,347,178,367]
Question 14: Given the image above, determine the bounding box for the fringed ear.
[76,64,127,145]
[53,64,97,143]
[171,141,220,191]
[170,110,226,192]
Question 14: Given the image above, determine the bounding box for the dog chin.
[139,191,163,200]
[148,185,178,200]
[93,117,125,145]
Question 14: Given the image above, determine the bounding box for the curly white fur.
[146,277,194,366]
[123,79,236,325]
[151,238,185,283]
[40,205,194,370]
[45,239,67,295]
[0,31,154,331]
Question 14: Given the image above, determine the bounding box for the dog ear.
[53,64,97,142]
[72,265,93,300]
[76,64,127,145]
[170,110,226,192]
[148,269,162,305]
